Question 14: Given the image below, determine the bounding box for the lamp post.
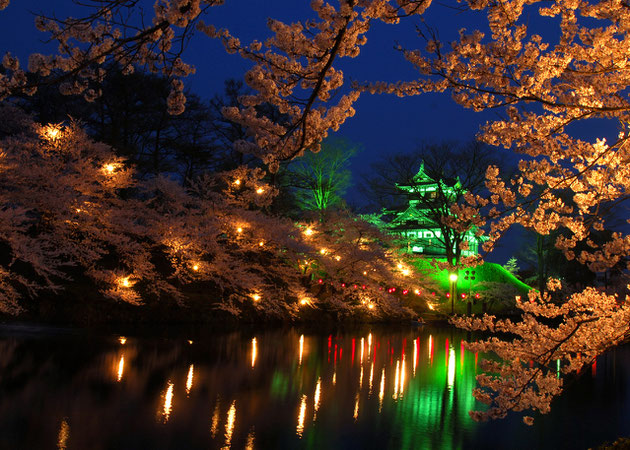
[449,272,458,315]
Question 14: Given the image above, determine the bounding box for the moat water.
[0,323,628,449]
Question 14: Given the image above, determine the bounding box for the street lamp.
[449,272,458,314]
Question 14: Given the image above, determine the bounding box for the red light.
[431,292,435,296]
[362,284,366,289]
[391,288,396,292]
[461,293,466,299]
[341,283,346,288]
[402,289,408,295]
[379,287,383,291]
[475,293,480,299]
[318,278,323,284]
[353,284,358,289]
[446,293,450,298]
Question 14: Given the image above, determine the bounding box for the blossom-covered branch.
[204,0,431,170]
[452,281,630,423]
[1,0,224,113]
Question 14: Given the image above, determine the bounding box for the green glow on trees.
[288,138,359,218]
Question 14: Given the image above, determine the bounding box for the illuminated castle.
[387,162,486,258]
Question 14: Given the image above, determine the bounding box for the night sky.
[0,1,524,261]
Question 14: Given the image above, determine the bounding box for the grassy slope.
[412,257,531,293]
[410,257,532,315]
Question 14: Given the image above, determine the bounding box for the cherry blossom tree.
[147,165,432,320]
[0,112,152,310]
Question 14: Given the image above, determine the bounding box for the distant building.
[387,162,486,257]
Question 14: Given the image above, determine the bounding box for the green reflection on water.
[270,372,290,399]
[264,329,484,449]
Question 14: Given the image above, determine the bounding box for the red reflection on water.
[445,338,449,368]
[328,335,332,363]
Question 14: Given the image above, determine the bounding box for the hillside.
[411,257,532,315]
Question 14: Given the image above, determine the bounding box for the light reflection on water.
[313,377,321,421]
[186,364,194,395]
[162,381,174,423]
[296,394,307,438]
[210,399,220,438]
[116,355,124,382]
[0,325,628,449]
[224,400,236,449]
[57,418,69,450]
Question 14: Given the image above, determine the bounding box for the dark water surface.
[0,323,628,449]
